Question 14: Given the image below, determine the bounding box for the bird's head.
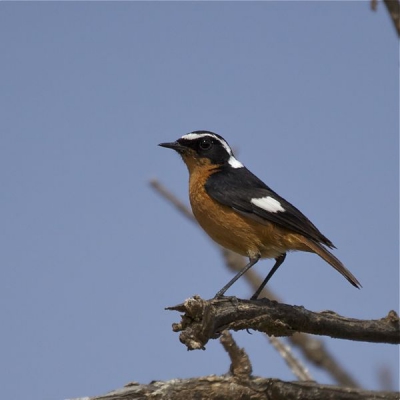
[159,131,243,173]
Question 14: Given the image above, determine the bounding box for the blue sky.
[1,3,398,399]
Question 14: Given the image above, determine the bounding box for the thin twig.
[384,0,400,36]
[269,336,314,382]
[371,0,400,36]
[220,330,252,380]
[150,179,194,221]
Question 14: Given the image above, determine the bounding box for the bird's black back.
[205,165,334,248]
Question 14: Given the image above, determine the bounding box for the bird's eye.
[199,138,213,150]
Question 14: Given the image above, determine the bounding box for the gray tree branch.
[167,296,400,350]
[74,376,398,400]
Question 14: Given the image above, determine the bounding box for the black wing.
[205,166,334,248]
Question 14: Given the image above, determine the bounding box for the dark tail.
[297,236,362,289]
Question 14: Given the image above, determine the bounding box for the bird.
[159,131,361,299]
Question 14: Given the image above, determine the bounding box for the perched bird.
[159,131,361,299]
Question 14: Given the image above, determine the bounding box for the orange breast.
[188,167,306,259]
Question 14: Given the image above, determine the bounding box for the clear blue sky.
[1,3,398,399]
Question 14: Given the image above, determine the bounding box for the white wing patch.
[251,196,285,213]
[181,132,244,169]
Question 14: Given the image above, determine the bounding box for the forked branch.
[75,332,397,400]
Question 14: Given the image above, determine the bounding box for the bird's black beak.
[158,141,186,153]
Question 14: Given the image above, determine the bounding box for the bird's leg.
[214,256,260,298]
[250,253,286,300]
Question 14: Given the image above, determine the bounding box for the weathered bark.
[75,376,398,400]
[167,296,400,350]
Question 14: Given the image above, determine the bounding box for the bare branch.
[72,376,398,400]
[378,365,396,391]
[289,332,359,388]
[150,179,195,222]
[167,296,400,350]
[269,336,314,381]
[384,0,400,36]
[371,0,400,36]
[219,330,252,380]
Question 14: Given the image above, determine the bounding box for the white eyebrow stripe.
[181,132,244,168]
[181,132,214,141]
[251,196,285,213]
